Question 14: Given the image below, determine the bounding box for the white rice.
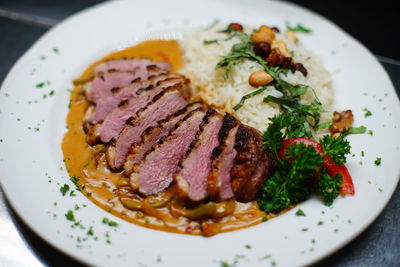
[179,23,332,132]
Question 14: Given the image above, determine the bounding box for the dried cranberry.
[271,26,280,33]
[253,42,271,58]
[290,62,308,76]
[229,23,243,32]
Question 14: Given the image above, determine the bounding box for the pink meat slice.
[136,109,206,195]
[90,73,174,123]
[114,89,187,168]
[213,124,239,200]
[123,102,202,176]
[99,78,185,143]
[175,111,223,201]
[87,71,137,102]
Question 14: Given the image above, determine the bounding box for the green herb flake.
[346,126,367,135]
[49,90,55,96]
[52,47,60,54]
[203,39,219,45]
[295,209,306,216]
[261,216,268,222]
[36,82,45,88]
[70,176,80,186]
[60,184,70,196]
[286,22,312,33]
[368,130,374,136]
[317,221,324,226]
[87,227,94,236]
[311,239,316,244]
[102,217,118,227]
[301,228,309,232]
[363,108,372,117]
[378,188,383,192]
[245,244,252,249]
[316,120,333,130]
[374,157,381,166]
[334,228,339,232]
[361,151,365,157]
[53,202,57,206]
[65,210,75,221]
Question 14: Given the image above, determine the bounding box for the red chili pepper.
[278,138,354,195]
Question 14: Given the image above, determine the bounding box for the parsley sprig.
[258,143,344,213]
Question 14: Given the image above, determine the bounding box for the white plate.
[0,0,399,266]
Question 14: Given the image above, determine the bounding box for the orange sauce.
[62,40,267,236]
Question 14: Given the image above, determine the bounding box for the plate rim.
[1,0,399,266]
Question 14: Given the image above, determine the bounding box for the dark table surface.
[0,1,399,266]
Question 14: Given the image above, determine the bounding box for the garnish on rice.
[201,22,363,214]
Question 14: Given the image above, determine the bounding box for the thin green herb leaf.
[286,22,312,33]
[346,126,367,135]
[317,120,333,130]
[234,86,269,111]
[203,39,219,45]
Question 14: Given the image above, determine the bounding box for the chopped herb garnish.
[346,126,367,135]
[295,209,306,216]
[316,120,332,130]
[60,184,70,196]
[203,39,219,45]
[69,190,76,196]
[317,221,324,225]
[363,108,372,117]
[234,86,269,111]
[334,228,339,232]
[87,227,94,236]
[286,22,312,33]
[261,216,268,222]
[49,90,55,96]
[36,82,45,88]
[374,157,381,166]
[301,228,309,232]
[70,176,80,186]
[361,151,365,157]
[368,130,374,136]
[245,244,252,249]
[65,210,75,221]
[52,47,60,54]
[102,217,118,227]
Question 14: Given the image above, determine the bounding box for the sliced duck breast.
[89,70,173,123]
[132,108,206,195]
[99,77,188,143]
[207,114,240,200]
[230,125,272,202]
[123,102,203,177]
[112,88,188,169]
[87,60,172,102]
[94,58,171,74]
[174,109,223,202]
